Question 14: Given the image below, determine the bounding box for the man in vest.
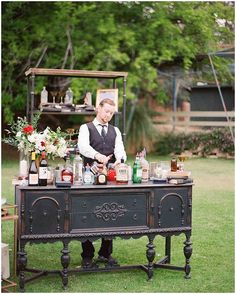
[78,98,127,267]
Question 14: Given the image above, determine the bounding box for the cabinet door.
[154,187,191,228]
[69,190,149,232]
[23,191,66,235]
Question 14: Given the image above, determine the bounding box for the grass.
[1,155,235,292]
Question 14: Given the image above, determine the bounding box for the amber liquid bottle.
[39,151,48,186]
[28,151,39,186]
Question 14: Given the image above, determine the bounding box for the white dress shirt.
[78,118,127,161]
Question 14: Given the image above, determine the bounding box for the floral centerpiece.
[3,112,69,177]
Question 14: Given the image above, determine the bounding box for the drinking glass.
[149,162,158,180]
[160,161,170,180]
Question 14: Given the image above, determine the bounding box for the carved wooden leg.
[17,245,27,292]
[146,236,155,280]
[183,234,192,279]
[165,236,171,263]
[61,241,70,290]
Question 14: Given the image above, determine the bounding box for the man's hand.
[95,153,112,164]
[113,159,121,167]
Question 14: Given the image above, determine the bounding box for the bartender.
[78,98,127,268]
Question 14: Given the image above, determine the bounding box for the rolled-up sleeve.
[78,124,97,159]
[114,127,127,162]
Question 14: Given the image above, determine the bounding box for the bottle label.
[98,174,106,184]
[137,169,142,177]
[39,167,48,179]
[116,168,128,182]
[84,173,92,184]
[62,175,71,182]
[142,168,149,181]
[29,174,38,185]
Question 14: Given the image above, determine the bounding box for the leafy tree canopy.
[2,1,234,122]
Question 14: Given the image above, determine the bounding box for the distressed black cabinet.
[15,182,193,291]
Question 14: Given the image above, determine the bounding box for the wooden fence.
[153,111,235,128]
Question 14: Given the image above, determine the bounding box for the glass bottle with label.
[132,154,142,184]
[28,151,39,186]
[94,171,107,185]
[73,152,83,186]
[61,155,73,183]
[107,163,116,181]
[140,155,149,182]
[116,158,129,184]
[83,164,94,185]
[39,151,48,186]
[171,157,177,172]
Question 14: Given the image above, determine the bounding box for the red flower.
[22,125,34,134]
[41,141,45,147]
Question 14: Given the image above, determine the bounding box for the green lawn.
[1,156,234,292]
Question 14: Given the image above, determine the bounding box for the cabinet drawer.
[70,192,148,231]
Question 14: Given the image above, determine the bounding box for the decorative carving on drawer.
[93,202,128,222]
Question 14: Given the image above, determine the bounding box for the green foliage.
[126,101,157,153]
[155,128,234,156]
[2,2,234,123]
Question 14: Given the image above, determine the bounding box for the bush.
[155,128,234,157]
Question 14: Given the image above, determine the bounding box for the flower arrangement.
[3,112,69,159]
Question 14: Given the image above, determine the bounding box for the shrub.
[154,128,234,157]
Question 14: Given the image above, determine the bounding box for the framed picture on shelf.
[96,89,118,112]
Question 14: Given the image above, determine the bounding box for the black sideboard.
[15,182,193,291]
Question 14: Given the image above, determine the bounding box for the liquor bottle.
[40,86,48,104]
[83,164,94,185]
[171,157,177,172]
[140,152,149,182]
[94,171,107,185]
[64,87,73,105]
[38,151,48,186]
[107,163,116,181]
[132,154,142,184]
[116,158,129,184]
[28,151,39,186]
[61,155,73,183]
[73,152,83,186]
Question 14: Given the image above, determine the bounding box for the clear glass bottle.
[73,152,83,186]
[61,155,73,183]
[40,86,48,104]
[140,154,149,182]
[132,154,142,184]
[116,158,128,184]
[64,87,73,105]
[19,150,29,178]
[83,164,94,185]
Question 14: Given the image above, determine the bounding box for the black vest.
[83,122,117,166]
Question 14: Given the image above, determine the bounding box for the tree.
[2,2,234,149]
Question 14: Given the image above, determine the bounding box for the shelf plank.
[25,68,128,79]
